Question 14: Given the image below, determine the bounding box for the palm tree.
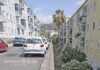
[53,9,66,44]
[53,9,66,29]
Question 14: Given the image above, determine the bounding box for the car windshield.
[32,38,42,44]
[26,39,33,44]
[14,38,25,41]
[42,39,46,42]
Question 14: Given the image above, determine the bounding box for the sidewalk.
[40,43,54,70]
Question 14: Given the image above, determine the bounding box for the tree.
[52,34,59,45]
[53,9,66,29]
[62,60,93,70]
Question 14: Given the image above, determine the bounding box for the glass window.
[0,23,4,32]
[93,22,95,30]
[17,28,20,35]
[26,39,33,44]
[81,24,85,31]
[81,37,85,41]
[32,39,42,44]
[15,4,19,11]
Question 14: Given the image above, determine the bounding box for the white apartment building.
[14,0,40,38]
[0,0,40,43]
[59,17,69,45]
[33,16,40,37]
[0,0,17,40]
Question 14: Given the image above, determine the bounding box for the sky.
[25,0,85,24]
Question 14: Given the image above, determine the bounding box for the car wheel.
[13,44,15,46]
[42,52,46,57]
[24,54,28,57]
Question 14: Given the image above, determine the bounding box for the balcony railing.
[17,24,25,29]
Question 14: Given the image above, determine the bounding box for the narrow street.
[0,45,44,70]
[0,42,54,70]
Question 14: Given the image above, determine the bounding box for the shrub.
[60,46,87,63]
[61,60,93,70]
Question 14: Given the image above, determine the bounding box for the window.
[19,0,23,4]
[87,24,89,30]
[64,38,66,43]
[0,6,1,15]
[64,32,66,36]
[69,38,72,43]
[70,29,72,34]
[16,16,19,23]
[93,2,96,12]
[22,29,24,35]
[26,39,33,44]
[93,22,95,30]
[32,39,42,44]
[15,4,19,11]
[81,24,86,31]
[21,19,26,27]
[80,42,85,46]
[81,37,85,41]
[97,42,100,49]
[17,28,20,35]
[0,23,4,32]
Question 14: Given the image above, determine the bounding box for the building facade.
[59,17,69,45]
[59,0,100,69]
[0,0,40,43]
[0,0,17,42]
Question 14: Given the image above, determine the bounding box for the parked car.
[23,37,46,57]
[0,39,8,52]
[13,37,26,46]
[42,37,50,49]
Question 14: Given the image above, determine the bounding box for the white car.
[23,37,46,57]
[42,38,50,49]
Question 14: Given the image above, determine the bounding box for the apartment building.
[59,17,69,45]
[59,0,100,69]
[0,0,17,42]
[0,0,40,43]
[14,0,40,38]
[85,0,100,69]
[34,16,40,37]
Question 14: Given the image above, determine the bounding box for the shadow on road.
[19,54,44,58]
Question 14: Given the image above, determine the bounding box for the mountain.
[40,23,57,30]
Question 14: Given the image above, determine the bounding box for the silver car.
[23,37,46,57]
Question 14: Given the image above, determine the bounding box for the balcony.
[17,24,24,29]
[15,11,21,17]
[79,14,87,23]
[74,32,81,38]
[0,0,5,5]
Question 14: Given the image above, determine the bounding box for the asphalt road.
[0,45,44,70]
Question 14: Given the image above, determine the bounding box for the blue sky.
[25,0,85,24]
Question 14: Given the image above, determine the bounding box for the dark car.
[13,37,26,46]
[0,39,8,52]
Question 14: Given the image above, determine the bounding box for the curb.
[40,43,55,70]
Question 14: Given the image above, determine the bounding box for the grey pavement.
[0,43,54,70]
[0,46,44,70]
